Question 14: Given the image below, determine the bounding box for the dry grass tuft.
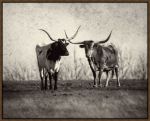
[3,46,147,81]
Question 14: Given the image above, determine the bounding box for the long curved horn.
[67,26,81,41]
[97,31,112,44]
[66,26,83,44]
[39,29,57,42]
[67,40,84,44]
[64,30,68,39]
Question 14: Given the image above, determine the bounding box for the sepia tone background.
[3,3,147,81]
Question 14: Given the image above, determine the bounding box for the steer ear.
[79,44,85,48]
[65,42,69,46]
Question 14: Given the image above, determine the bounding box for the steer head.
[52,38,69,56]
[79,40,95,58]
[39,26,80,57]
[66,29,112,59]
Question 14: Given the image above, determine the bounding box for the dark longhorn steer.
[65,30,120,87]
[36,40,69,90]
[36,27,80,90]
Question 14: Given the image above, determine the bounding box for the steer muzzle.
[64,51,69,56]
[86,50,93,58]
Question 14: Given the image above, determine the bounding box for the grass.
[3,79,147,118]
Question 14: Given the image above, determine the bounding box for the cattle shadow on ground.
[3,79,147,92]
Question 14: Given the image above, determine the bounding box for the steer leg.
[115,67,120,87]
[90,68,96,87]
[44,75,48,90]
[105,71,111,87]
[48,72,52,90]
[93,71,96,86]
[89,67,96,87]
[40,77,44,90]
[40,70,44,90]
[87,60,96,87]
[54,72,58,90]
[42,68,48,90]
[93,71,99,88]
[98,70,103,87]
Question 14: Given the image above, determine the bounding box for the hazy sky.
[3,3,147,78]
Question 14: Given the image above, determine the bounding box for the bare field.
[3,79,147,118]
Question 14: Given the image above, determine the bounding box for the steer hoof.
[51,90,54,93]
[54,87,57,90]
[93,85,98,88]
[41,87,44,90]
[117,84,121,87]
[104,85,108,87]
[98,84,103,87]
[49,86,52,90]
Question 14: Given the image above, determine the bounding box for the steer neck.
[48,54,61,61]
[46,48,61,61]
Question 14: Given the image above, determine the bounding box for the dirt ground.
[3,79,147,118]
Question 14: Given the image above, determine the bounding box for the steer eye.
[80,45,85,48]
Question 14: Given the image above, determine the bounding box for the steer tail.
[109,44,118,55]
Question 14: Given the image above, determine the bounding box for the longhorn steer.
[36,27,80,90]
[65,30,120,87]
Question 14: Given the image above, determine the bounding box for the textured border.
[0,0,149,120]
